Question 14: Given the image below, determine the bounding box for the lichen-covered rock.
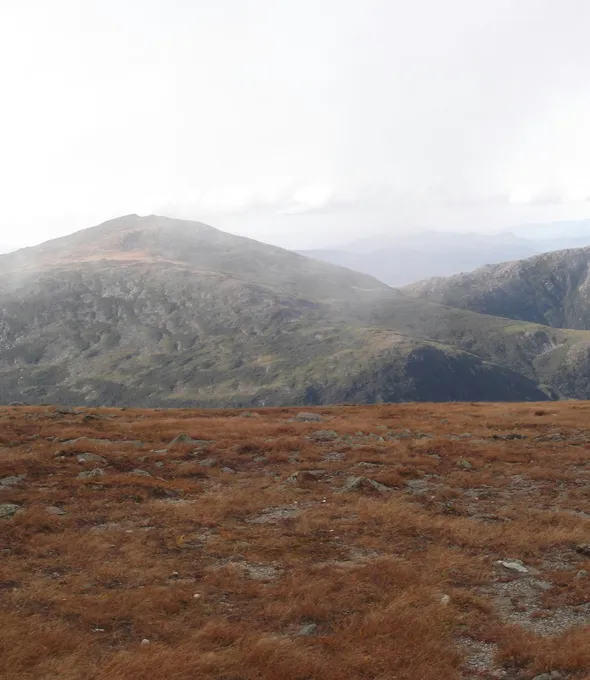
[0,503,22,519]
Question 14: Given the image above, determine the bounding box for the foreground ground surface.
[0,402,589,680]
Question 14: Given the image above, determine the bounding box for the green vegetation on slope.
[2,215,590,405]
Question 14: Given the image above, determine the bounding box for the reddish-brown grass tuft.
[0,402,589,679]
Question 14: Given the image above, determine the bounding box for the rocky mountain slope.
[2,214,590,406]
[406,246,590,330]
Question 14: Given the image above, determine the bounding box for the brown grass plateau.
[0,402,589,680]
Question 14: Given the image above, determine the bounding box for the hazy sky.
[2,0,590,249]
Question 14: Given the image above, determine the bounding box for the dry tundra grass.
[0,402,589,680]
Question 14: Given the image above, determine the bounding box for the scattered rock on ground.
[0,503,22,519]
[297,623,318,637]
[55,407,78,415]
[168,434,213,447]
[386,429,432,440]
[248,505,300,524]
[323,451,346,461]
[496,559,529,574]
[458,636,497,675]
[310,430,339,442]
[340,476,391,494]
[199,458,218,468]
[77,468,105,480]
[456,458,473,470]
[60,436,110,445]
[82,413,104,422]
[240,562,280,581]
[0,475,26,487]
[46,506,67,516]
[534,434,566,442]
[294,412,322,422]
[77,453,107,465]
[61,436,142,447]
[130,469,151,477]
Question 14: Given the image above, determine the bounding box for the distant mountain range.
[3,214,590,406]
[508,218,590,246]
[298,219,590,286]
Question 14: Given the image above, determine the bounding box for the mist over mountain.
[298,221,590,287]
[507,218,590,245]
[4,215,590,406]
[298,231,539,286]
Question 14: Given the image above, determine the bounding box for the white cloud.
[1,0,590,249]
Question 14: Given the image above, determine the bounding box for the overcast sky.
[2,0,590,250]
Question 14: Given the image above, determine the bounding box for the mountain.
[3,214,590,406]
[406,246,590,330]
[299,220,590,287]
[298,231,540,286]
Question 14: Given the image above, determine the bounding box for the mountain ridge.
[3,214,590,406]
[406,244,590,329]
[298,220,590,286]
[297,230,540,286]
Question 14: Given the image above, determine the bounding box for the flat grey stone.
[297,623,318,637]
[77,453,107,464]
[340,476,391,494]
[77,468,104,480]
[199,458,218,468]
[496,559,528,574]
[0,503,22,519]
[0,475,26,487]
[294,412,322,422]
